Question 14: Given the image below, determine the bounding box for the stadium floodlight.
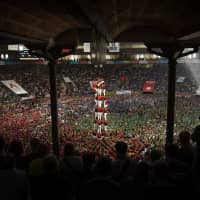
[8,44,19,51]
[1,54,4,60]
[70,55,75,61]
[192,53,197,58]
[153,54,157,59]
[140,54,144,59]
[74,55,78,61]
[83,42,91,53]
[19,45,24,51]
[106,54,111,60]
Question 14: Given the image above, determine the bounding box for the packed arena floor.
[1,63,200,199]
[0,63,200,157]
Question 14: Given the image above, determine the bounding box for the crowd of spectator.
[0,63,198,100]
[0,63,200,198]
[1,126,200,199]
[0,63,200,154]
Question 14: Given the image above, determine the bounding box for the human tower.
[90,78,108,138]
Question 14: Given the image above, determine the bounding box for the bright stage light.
[192,53,197,59]
[106,54,111,60]
[1,54,4,60]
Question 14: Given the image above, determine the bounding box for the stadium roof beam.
[115,25,200,146]
[48,58,60,157]
[1,0,200,154]
[0,32,45,45]
[26,40,75,157]
[147,43,199,146]
[76,0,112,42]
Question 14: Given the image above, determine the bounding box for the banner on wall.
[176,76,185,83]
[108,42,120,52]
[1,80,28,95]
[143,80,156,93]
[196,86,200,95]
[63,77,72,83]
[21,95,35,101]
[116,90,132,95]
[83,43,91,53]
[64,77,78,91]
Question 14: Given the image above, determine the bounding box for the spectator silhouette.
[0,154,30,200]
[120,161,149,199]
[82,152,96,181]
[23,138,40,172]
[60,143,83,199]
[111,141,138,181]
[166,144,189,177]
[60,143,83,179]
[192,125,200,190]
[36,155,68,200]
[177,131,193,167]
[148,159,176,199]
[0,136,5,155]
[149,148,162,164]
[29,143,49,176]
[78,156,119,200]
[8,140,24,170]
[28,143,50,200]
[165,143,191,196]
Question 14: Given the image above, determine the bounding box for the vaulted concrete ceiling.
[0,0,200,45]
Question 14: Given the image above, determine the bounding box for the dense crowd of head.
[0,63,200,198]
[0,63,200,155]
[1,126,200,199]
[0,63,198,100]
